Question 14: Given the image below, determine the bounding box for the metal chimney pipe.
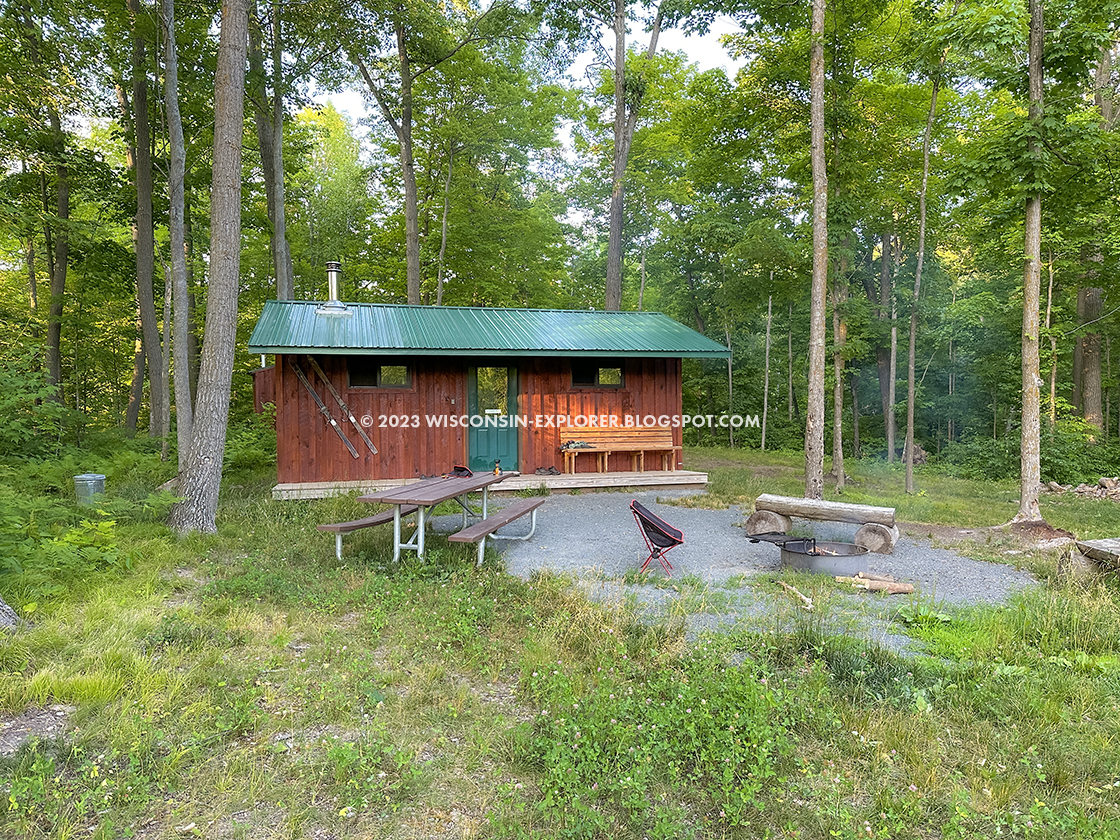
[326,261,342,302]
[317,261,351,316]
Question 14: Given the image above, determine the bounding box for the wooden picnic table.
[358,472,509,562]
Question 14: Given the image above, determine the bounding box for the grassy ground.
[2,449,1119,839]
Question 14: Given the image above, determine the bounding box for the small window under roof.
[349,359,411,389]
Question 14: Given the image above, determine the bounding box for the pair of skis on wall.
[291,356,377,458]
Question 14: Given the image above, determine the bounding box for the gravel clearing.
[465,489,1040,657]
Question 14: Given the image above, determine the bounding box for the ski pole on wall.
[305,355,378,455]
[291,360,360,459]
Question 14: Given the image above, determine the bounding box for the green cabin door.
[467,366,519,473]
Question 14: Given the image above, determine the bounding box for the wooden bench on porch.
[449,497,546,566]
[745,493,900,554]
[561,426,681,474]
[318,505,419,561]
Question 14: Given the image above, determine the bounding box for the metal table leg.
[393,505,401,563]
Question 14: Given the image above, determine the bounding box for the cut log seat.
[449,497,546,566]
[746,493,899,554]
[318,505,418,560]
[561,425,681,474]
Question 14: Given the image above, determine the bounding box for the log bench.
[561,426,681,474]
[745,493,899,554]
[318,506,419,561]
[449,497,546,566]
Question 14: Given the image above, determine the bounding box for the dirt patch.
[0,704,76,756]
[1009,519,1075,545]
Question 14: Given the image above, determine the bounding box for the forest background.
[1,0,1119,520]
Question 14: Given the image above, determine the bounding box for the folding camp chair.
[630,499,684,577]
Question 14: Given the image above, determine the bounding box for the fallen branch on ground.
[777,580,813,610]
[835,575,914,594]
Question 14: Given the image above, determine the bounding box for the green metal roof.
[247,301,730,358]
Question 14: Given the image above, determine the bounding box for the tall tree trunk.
[396,23,421,305]
[249,3,294,300]
[21,9,65,399]
[125,338,144,433]
[1015,0,1044,522]
[1080,284,1103,433]
[788,301,796,422]
[905,25,951,493]
[435,145,453,306]
[606,0,628,311]
[876,232,897,461]
[22,160,38,334]
[832,276,847,490]
[850,372,861,459]
[170,0,248,534]
[161,269,172,461]
[129,0,166,439]
[185,187,201,399]
[605,4,661,311]
[684,271,706,334]
[45,106,68,401]
[762,292,772,451]
[163,0,194,463]
[1073,287,1084,410]
[267,0,293,298]
[805,0,828,500]
[726,325,734,447]
[638,248,647,311]
[889,252,898,461]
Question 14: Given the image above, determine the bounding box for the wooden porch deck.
[271,469,708,501]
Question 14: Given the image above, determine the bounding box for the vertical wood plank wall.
[273,354,684,483]
[518,357,683,474]
[251,366,275,413]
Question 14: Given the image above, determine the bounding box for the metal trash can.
[74,473,106,506]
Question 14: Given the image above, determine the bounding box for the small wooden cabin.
[248,301,729,495]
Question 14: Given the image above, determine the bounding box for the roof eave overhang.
[248,346,730,359]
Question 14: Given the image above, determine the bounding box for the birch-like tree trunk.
[805,0,828,500]
[169,0,248,534]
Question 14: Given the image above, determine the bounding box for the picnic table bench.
[561,425,681,474]
[448,496,546,566]
[745,493,899,554]
[318,506,419,561]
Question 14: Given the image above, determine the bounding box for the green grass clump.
[502,643,789,837]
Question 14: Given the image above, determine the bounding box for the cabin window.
[348,358,411,388]
[572,361,623,388]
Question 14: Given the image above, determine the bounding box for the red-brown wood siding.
[275,354,468,484]
[273,354,683,483]
[518,357,682,474]
[251,365,275,413]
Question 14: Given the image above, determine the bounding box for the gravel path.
[460,490,1039,656]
